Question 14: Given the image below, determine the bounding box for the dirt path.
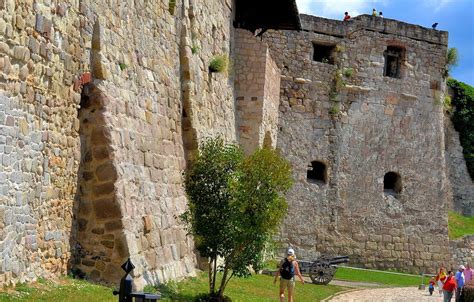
[327,287,444,302]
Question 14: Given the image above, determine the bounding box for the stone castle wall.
[0,1,471,288]
[0,0,238,287]
[0,0,83,285]
[234,29,280,153]
[264,14,453,273]
[445,119,474,216]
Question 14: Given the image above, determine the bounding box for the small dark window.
[384,46,404,78]
[384,172,402,196]
[313,43,335,64]
[307,161,327,184]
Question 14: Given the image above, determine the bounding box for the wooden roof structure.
[234,0,302,32]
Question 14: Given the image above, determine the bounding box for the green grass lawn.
[334,267,426,287]
[0,273,346,302]
[157,272,347,301]
[448,210,474,239]
[0,267,428,301]
[0,278,115,302]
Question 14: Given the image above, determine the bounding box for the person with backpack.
[273,248,304,302]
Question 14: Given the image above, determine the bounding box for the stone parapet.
[300,14,448,46]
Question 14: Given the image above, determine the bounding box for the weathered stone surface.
[0,0,471,291]
[263,14,468,273]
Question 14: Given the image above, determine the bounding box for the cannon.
[298,255,349,285]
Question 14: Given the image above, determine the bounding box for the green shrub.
[343,68,354,78]
[119,63,127,71]
[181,137,293,300]
[447,79,474,179]
[191,44,199,54]
[209,55,228,73]
[329,104,340,115]
[168,0,176,15]
[447,48,458,70]
[143,284,158,294]
[335,45,345,53]
[444,95,452,110]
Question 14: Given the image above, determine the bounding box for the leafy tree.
[182,137,293,301]
[445,47,459,77]
[447,79,474,179]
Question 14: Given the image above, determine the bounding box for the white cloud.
[423,0,454,12]
[295,0,387,20]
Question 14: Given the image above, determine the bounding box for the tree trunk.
[210,256,218,294]
[208,260,212,294]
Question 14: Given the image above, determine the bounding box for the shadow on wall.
[68,84,128,284]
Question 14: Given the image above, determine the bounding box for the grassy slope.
[334,267,425,287]
[449,210,474,239]
[0,278,115,302]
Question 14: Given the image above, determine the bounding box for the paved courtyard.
[328,287,444,302]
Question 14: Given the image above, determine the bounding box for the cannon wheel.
[308,261,336,285]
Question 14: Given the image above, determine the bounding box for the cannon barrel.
[328,258,349,265]
[329,255,349,261]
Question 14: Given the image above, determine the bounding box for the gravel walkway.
[328,287,444,302]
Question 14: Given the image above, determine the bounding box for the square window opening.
[384,46,404,78]
[313,43,335,65]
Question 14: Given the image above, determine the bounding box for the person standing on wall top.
[443,271,457,302]
[274,248,305,302]
[372,8,377,16]
[379,11,384,18]
[343,12,351,21]
[455,265,465,302]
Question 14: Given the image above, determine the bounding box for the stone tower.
[263,14,454,272]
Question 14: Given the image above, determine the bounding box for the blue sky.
[295,0,474,85]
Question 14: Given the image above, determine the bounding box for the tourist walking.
[274,248,305,302]
[443,271,456,302]
[455,265,465,302]
[436,266,448,295]
[464,263,473,283]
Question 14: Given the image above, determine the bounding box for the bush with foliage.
[181,138,293,301]
[209,55,228,73]
[446,48,458,74]
[447,79,474,179]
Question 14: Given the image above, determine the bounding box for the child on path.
[429,277,436,296]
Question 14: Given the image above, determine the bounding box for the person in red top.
[436,266,448,295]
[343,12,351,21]
[442,271,457,302]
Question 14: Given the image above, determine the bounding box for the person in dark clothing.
[274,248,305,302]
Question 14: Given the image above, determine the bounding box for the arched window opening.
[384,171,402,197]
[307,161,327,184]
